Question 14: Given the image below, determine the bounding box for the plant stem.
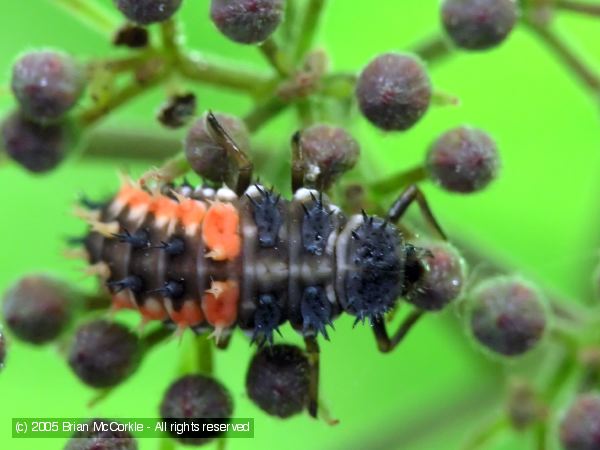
[524,20,600,95]
[78,67,169,128]
[142,326,173,353]
[281,0,299,46]
[259,37,293,77]
[196,335,214,375]
[462,415,508,450]
[294,0,327,62]
[244,96,290,132]
[84,128,180,161]
[139,153,191,186]
[51,0,118,37]
[410,34,454,65]
[177,52,274,95]
[371,166,428,194]
[556,0,600,17]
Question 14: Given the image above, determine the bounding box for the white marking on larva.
[108,198,126,217]
[244,184,264,198]
[185,223,200,237]
[128,204,149,226]
[216,186,238,202]
[336,214,364,288]
[179,186,193,197]
[326,284,336,304]
[91,220,120,237]
[293,188,320,202]
[256,260,289,284]
[200,187,216,198]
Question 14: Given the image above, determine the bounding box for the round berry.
[299,124,360,190]
[405,239,467,311]
[68,320,141,388]
[246,344,310,418]
[426,126,500,193]
[441,0,518,51]
[560,393,600,450]
[11,50,85,122]
[468,276,547,357]
[160,374,233,446]
[113,0,182,25]
[1,110,75,173]
[65,419,138,450]
[3,275,73,345]
[356,53,432,131]
[210,0,284,44]
[184,112,250,184]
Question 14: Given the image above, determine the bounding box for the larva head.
[338,214,406,324]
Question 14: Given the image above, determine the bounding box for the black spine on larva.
[287,190,343,339]
[301,194,334,256]
[249,187,283,248]
[339,216,405,324]
[238,185,289,340]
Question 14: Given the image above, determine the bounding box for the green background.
[1,1,599,449]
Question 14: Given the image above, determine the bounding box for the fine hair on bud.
[426,125,500,194]
[467,275,547,357]
[299,123,360,190]
[210,0,284,44]
[560,393,600,450]
[65,418,138,450]
[2,274,74,345]
[356,52,432,131]
[11,50,85,122]
[113,0,182,25]
[441,0,518,51]
[68,320,141,388]
[1,110,76,173]
[246,344,310,418]
[160,374,233,446]
[405,239,467,311]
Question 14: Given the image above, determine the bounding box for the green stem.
[556,0,600,16]
[463,416,508,450]
[410,34,454,65]
[259,37,293,77]
[371,166,428,194]
[177,52,274,95]
[293,0,327,62]
[195,335,214,375]
[534,421,548,450]
[244,96,290,132]
[51,0,118,37]
[84,128,180,161]
[319,72,357,99]
[78,66,170,127]
[139,153,191,186]
[142,326,172,354]
[524,19,600,95]
[281,0,299,46]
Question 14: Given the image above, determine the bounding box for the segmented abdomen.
[83,179,354,344]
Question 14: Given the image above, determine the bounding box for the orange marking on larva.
[113,294,134,310]
[150,195,178,219]
[169,300,205,328]
[201,280,239,329]
[202,202,241,261]
[177,199,206,228]
[117,184,152,209]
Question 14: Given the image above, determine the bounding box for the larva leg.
[205,111,253,195]
[304,335,320,418]
[386,184,447,240]
[371,310,424,353]
[291,131,306,192]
